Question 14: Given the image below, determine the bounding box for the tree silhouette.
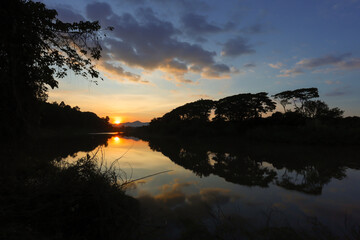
[215,92,276,121]
[273,88,319,113]
[272,90,294,113]
[152,99,215,124]
[303,100,343,119]
[1,0,110,137]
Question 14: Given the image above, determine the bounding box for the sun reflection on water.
[110,136,122,144]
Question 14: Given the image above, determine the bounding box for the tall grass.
[0,149,140,240]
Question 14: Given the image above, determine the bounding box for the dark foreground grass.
[0,151,140,240]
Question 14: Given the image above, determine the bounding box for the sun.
[113,117,122,124]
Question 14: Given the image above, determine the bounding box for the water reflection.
[145,136,358,195]
[12,134,359,238]
[38,134,359,196]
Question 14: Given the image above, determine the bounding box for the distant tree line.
[151,88,343,127]
[127,87,360,138]
[39,101,111,131]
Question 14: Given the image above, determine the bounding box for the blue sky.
[42,0,360,122]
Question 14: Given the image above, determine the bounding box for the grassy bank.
[0,148,140,240]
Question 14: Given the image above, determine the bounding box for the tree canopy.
[215,92,276,121]
[151,92,276,126]
[1,0,109,136]
[273,88,319,113]
[155,99,215,123]
[303,100,344,119]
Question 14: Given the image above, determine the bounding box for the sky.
[42,0,360,123]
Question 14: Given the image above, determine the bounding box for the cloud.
[86,2,113,20]
[324,80,341,85]
[325,87,350,97]
[181,13,234,37]
[151,0,210,12]
[221,36,255,57]
[160,59,188,74]
[336,58,360,70]
[117,0,146,5]
[277,68,304,77]
[268,62,283,69]
[276,53,360,78]
[296,53,352,69]
[85,3,232,83]
[97,61,149,84]
[55,6,85,22]
[244,63,256,68]
[159,59,197,84]
[296,53,360,71]
[240,23,266,34]
[181,13,222,35]
[201,64,232,79]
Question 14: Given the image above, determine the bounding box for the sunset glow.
[110,136,122,145]
[114,119,122,124]
[46,0,360,120]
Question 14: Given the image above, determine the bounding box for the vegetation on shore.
[36,101,113,137]
[123,87,360,144]
[0,149,140,240]
[1,0,110,143]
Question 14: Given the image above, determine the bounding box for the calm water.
[54,133,360,236]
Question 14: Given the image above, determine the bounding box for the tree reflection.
[146,137,358,194]
[275,161,347,194]
[212,154,276,187]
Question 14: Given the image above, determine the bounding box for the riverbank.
[122,117,360,145]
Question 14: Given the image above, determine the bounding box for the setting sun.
[114,119,122,124]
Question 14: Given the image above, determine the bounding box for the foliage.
[272,90,294,112]
[142,88,350,138]
[215,92,276,121]
[0,150,139,240]
[159,99,215,122]
[303,100,344,119]
[1,0,110,137]
[273,88,319,113]
[39,101,111,132]
[151,93,276,128]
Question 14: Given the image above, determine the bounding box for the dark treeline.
[125,87,360,144]
[38,101,112,136]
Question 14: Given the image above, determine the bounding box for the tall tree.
[303,100,343,119]
[160,99,215,122]
[292,88,319,113]
[272,90,293,113]
[0,0,109,137]
[273,88,319,113]
[215,92,276,121]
